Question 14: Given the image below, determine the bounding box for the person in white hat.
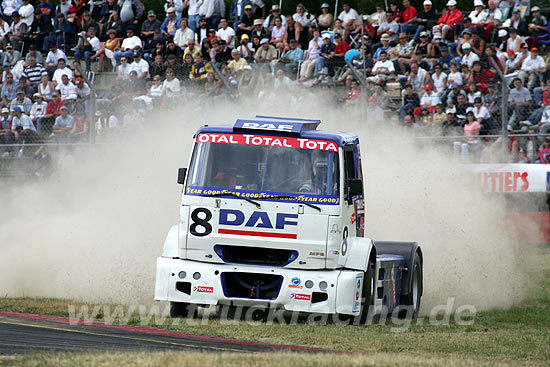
[528,6,548,37]
[468,0,487,27]
[460,42,480,68]
[478,0,502,41]
[432,0,463,40]
[400,0,437,42]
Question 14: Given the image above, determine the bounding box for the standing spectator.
[186,0,202,32]
[432,0,463,41]
[118,0,143,28]
[2,0,23,23]
[100,0,121,24]
[338,2,359,41]
[73,27,101,72]
[56,0,71,18]
[199,0,225,29]
[18,0,34,27]
[195,16,209,45]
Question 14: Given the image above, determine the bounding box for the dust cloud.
[0,93,537,312]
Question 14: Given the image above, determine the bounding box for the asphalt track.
[0,312,337,355]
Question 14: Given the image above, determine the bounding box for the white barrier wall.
[470,164,550,193]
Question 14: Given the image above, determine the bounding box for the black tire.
[399,252,422,319]
[169,302,195,318]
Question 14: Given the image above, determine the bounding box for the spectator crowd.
[0,0,548,164]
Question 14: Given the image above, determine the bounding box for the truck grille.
[221,272,283,300]
[214,245,298,266]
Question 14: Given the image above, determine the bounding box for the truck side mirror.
[348,178,363,199]
[177,168,187,185]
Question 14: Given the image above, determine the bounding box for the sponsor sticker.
[352,275,362,313]
[193,286,214,293]
[309,251,325,257]
[196,133,339,152]
[290,293,311,301]
[289,277,303,289]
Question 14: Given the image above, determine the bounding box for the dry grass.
[0,351,533,367]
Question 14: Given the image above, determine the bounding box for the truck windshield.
[186,133,340,205]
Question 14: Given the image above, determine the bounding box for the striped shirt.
[23,64,47,86]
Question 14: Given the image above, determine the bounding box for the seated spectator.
[460,43,479,68]
[183,39,201,59]
[369,3,386,27]
[203,72,223,97]
[150,55,167,79]
[52,105,74,142]
[251,18,269,41]
[432,0,463,41]
[56,74,77,109]
[18,76,35,99]
[469,60,495,85]
[391,33,413,73]
[30,93,47,133]
[431,63,447,96]
[141,10,162,42]
[2,43,21,67]
[345,79,361,105]
[377,10,399,45]
[398,31,427,71]
[0,107,14,155]
[292,3,312,47]
[26,8,52,53]
[299,30,323,80]
[403,62,430,92]
[236,4,254,38]
[190,53,213,81]
[174,18,196,48]
[128,51,150,81]
[11,106,39,145]
[117,55,130,80]
[52,59,73,85]
[367,50,395,85]
[317,3,333,32]
[264,5,286,33]
[254,38,277,71]
[165,39,184,62]
[236,34,255,62]
[480,0,502,42]
[44,42,68,71]
[270,17,287,51]
[73,27,101,72]
[161,7,181,38]
[105,11,124,37]
[1,72,17,107]
[70,108,89,140]
[274,39,304,76]
[45,13,76,51]
[502,9,528,37]
[93,29,121,72]
[227,49,248,73]
[420,84,440,110]
[467,96,493,133]
[508,77,531,127]
[519,47,546,90]
[162,68,181,106]
[40,91,64,135]
[4,12,29,51]
[23,56,46,89]
[464,111,481,142]
[10,89,33,114]
[238,65,256,94]
[95,108,119,137]
[148,74,164,105]
[402,0,435,43]
[114,27,143,65]
[74,77,91,112]
[314,33,335,76]
[401,83,421,124]
[38,74,54,101]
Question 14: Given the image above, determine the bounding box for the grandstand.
[0,0,549,175]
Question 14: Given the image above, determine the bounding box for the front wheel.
[334,259,374,325]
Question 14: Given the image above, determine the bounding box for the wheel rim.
[412,265,419,311]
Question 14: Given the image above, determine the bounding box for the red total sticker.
[194,286,214,293]
[196,133,339,152]
[293,293,311,301]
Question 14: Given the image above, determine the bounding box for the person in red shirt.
[433,0,463,41]
[345,80,361,105]
[68,0,88,29]
[389,2,402,23]
[330,33,350,74]
[400,0,417,24]
[40,92,65,136]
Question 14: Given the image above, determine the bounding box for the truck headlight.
[193,272,201,280]
[319,281,328,291]
[178,271,187,279]
[305,280,314,289]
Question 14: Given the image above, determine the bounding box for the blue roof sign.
[234,116,321,134]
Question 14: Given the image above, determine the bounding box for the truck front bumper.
[154,257,364,315]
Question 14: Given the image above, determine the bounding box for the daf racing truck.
[154,116,423,322]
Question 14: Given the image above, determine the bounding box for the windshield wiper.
[264,195,321,212]
[200,192,261,208]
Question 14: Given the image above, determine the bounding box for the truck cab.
[154,116,423,322]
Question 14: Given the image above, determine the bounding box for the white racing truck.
[155,116,423,323]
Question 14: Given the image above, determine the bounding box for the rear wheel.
[169,302,195,318]
[399,252,422,318]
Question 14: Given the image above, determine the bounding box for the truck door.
[344,145,365,237]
